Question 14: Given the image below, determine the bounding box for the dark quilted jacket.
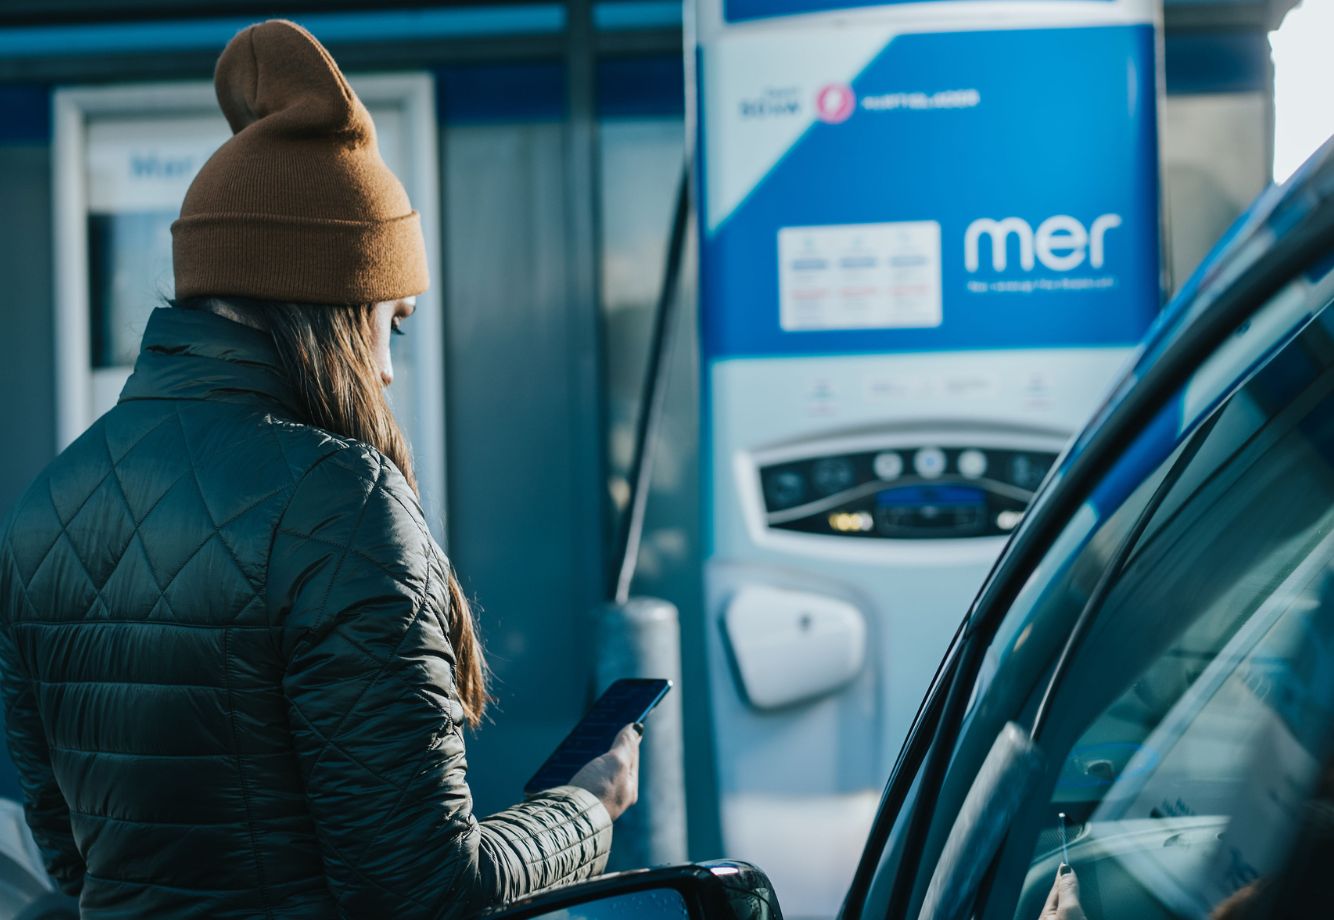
[0,307,612,918]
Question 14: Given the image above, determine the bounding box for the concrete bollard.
[593,596,688,871]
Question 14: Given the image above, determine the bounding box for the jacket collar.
[119,307,305,419]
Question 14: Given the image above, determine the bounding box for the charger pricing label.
[778,221,942,331]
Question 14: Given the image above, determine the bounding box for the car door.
[975,293,1334,920]
[842,140,1334,920]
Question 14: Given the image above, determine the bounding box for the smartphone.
[523,678,672,796]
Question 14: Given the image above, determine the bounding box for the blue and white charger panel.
[693,1,1162,916]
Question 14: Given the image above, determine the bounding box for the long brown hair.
[178,296,490,728]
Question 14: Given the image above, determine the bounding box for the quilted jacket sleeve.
[268,447,611,919]
[0,535,85,896]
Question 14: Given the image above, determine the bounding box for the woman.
[0,19,638,918]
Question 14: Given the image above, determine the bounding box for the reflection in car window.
[971,271,1330,728]
[892,417,1185,917]
[999,305,1334,920]
[867,267,1334,920]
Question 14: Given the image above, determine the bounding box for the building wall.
[0,86,56,800]
[0,18,1291,862]
[441,114,594,815]
[1161,30,1275,290]
[0,88,57,522]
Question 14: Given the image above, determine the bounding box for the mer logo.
[964,214,1123,273]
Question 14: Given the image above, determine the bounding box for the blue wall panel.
[1165,31,1270,94]
[436,62,567,124]
[0,85,49,144]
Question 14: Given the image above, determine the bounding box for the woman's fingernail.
[632,722,645,736]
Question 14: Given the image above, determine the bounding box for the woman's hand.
[1039,865,1087,920]
[569,723,642,821]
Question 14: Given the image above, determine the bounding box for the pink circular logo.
[815,83,856,124]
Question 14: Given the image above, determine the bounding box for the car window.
[959,261,1324,746]
[983,300,1334,920]
[856,246,1334,920]
[886,428,1171,918]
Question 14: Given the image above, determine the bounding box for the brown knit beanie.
[172,19,428,305]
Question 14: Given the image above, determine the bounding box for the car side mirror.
[484,861,784,920]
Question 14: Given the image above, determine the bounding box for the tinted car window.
[855,187,1334,920]
[880,418,1180,918]
[987,300,1334,919]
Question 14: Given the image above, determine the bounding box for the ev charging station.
[691,0,1162,914]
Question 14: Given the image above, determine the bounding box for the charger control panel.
[759,445,1059,540]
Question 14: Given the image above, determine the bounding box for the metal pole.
[609,170,690,606]
[596,165,692,868]
[566,0,689,869]
[594,597,688,869]
[562,0,611,679]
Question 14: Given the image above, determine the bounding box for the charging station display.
[692,1,1161,914]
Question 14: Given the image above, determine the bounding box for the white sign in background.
[86,116,229,213]
[86,108,405,214]
[778,220,942,331]
[80,103,412,407]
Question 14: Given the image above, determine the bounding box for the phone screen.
[523,678,672,796]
